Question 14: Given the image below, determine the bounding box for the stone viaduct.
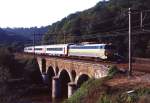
[36,56,110,98]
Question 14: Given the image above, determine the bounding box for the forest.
[43,0,150,58]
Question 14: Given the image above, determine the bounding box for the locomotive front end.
[104,44,116,59]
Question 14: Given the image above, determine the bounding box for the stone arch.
[59,69,71,98]
[47,66,55,94]
[75,73,90,88]
[71,70,76,82]
[46,65,59,76]
[41,58,46,73]
[58,69,72,81]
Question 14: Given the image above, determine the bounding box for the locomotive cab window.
[105,45,115,49]
[99,46,105,49]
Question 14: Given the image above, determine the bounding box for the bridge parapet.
[37,57,110,81]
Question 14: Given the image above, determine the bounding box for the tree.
[23,58,42,84]
[0,47,14,67]
[0,66,11,103]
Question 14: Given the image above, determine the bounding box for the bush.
[107,65,118,77]
[97,95,111,103]
[0,47,14,67]
[64,77,111,103]
[0,66,11,103]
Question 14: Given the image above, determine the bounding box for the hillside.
[43,0,150,58]
[64,72,150,103]
[0,28,8,42]
[0,28,29,44]
[3,26,49,45]
[0,26,49,51]
[0,28,30,52]
[4,26,49,40]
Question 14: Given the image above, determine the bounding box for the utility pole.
[128,8,132,77]
[64,31,66,44]
[33,33,35,58]
[140,11,143,29]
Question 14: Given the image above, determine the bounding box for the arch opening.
[71,70,76,81]
[59,69,71,98]
[47,66,55,95]
[77,74,90,88]
[42,59,46,73]
[55,66,59,75]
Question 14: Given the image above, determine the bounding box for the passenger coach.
[45,44,69,56]
[24,46,34,53]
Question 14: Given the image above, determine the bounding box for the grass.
[63,77,111,103]
[96,87,150,103]
[63,66,118,103]
[64,81,150,103]
[107,65,119,77]
[63,66,150,103]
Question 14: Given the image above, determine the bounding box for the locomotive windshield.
[105,45,115,49]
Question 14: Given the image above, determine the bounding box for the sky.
[0,0,101,28]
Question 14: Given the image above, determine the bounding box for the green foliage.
[0,66,10,83]
[0,66,11,103]
[63,78,95,103]
[0,47,14,67]
[101,87,150,103]
[23,58,42,84]
[64,77,111,103]
[136,88,150,97]
[43,0,150,58]
[117,92,137,103]
[108,65,119,77]
[97,95,111,103]
[0,47,43,103]
[0,47,42,82]
[64,74,150,103]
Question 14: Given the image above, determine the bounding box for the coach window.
[47,48,63,51]
[28,48,33,50]
[35,48,42,50]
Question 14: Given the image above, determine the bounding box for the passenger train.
[24,43,116,60]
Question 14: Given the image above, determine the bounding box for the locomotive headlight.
[105,51,108,56]
[105,50,112,56]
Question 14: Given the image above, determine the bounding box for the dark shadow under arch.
[55,66,59,75]
[77,74,90,88]
[47,66,55,95]
[42,59,46,73]
[71,70,76,81]
[59,69,71,98]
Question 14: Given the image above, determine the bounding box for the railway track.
[117,58,150,73]
[15,53,150,73]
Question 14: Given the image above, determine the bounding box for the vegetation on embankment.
[63,67,150,103]
[0,47,43,103]
[63,77,110,103]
